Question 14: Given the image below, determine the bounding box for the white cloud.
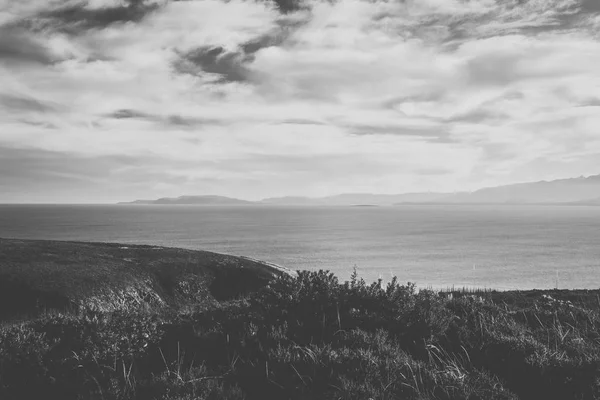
[0,0,599,201]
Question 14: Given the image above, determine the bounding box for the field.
[1,239,599,399]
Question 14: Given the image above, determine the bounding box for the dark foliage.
[1,269,599,400]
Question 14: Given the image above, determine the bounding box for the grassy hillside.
[1,241,599,400]
[0,238,286,320]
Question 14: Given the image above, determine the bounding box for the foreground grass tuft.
[1,269,600,399]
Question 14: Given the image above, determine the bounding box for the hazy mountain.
[119,195,253,205]
[265,175,600,205]
[120,174,600,206]
[260,196,315,205]
[318,193,453,205]
[434,175,600,204]
[261,193,452,206]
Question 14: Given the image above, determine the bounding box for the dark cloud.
[28,0,161,34]
[241,35,282,56]
[552,87,600,108]
[0,26,56,65]
[0,94,58,113]
[276,118,326,125]
[240,17,305,59]
[107,109,152,119]
[380,92,447,110]
[581,0,600,12]
[431,0,600,46]
[174,46,251,83]
[240,34,285,67]
[173,17,307,83]
[166,115,223,127]
[104,109,223,127]
[17,119,58,129]
[579,98,600,107]
[270,0,307,14]
[346,124,455,144]
[444,109,508,124]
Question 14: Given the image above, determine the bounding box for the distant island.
[118,195,253,205]
[120,173,600,206]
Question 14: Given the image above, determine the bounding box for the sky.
[1,0,599,203]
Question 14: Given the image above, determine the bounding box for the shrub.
[2,269,600,400]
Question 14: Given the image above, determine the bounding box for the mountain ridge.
[435,174,600,204]
[119,173,600,206]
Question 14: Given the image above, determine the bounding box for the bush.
[2,269,600,400]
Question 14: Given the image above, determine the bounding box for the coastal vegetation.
[0,239,282,321]
[1,240,600,399]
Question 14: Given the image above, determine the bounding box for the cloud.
[579,98,600,107]
[165,114,223,127]
[174,46,251,83]
[276,118,326,126]
[0,25,59,65]
[582,0,600,12]
[102,108,224,130]
[0,145,131,184]
[0,0,599,201]
[0,94,58,113]
[0,144,202,202]
[106,108,151,119]
[31,0,163,34]
[346,124,455,144]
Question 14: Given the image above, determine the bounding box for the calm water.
[0,204,599,290]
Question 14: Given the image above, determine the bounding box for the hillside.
[0,238,287,320]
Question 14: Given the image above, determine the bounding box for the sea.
[0,204,599,290]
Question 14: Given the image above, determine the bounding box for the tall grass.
[1,269,599,400]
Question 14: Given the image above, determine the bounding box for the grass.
[1,241,600,399]
[0,238,285,321]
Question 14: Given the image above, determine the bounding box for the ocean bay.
[1,204,598,290]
